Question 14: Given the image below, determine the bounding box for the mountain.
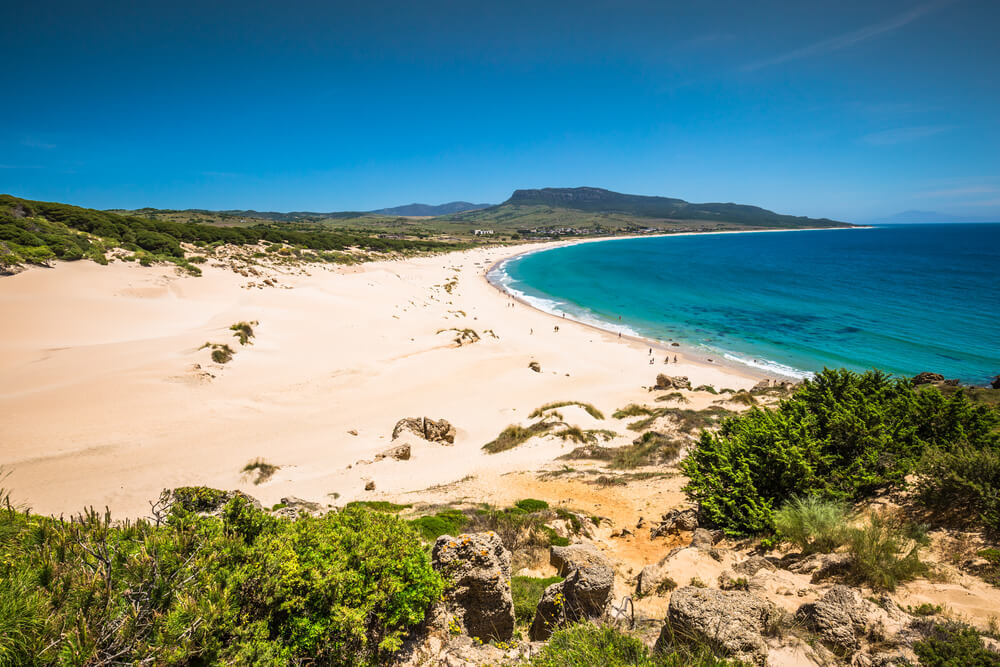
[867,210,999,224]
[370,201,490,216]
[444,187,851,231]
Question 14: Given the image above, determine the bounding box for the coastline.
[482,226,866,381]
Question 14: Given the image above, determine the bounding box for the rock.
[733,555,776,576]
[991,375,1000,390]
[659,587,778,666]
[531,543,614,640]
[348,429,358,436]
[280,496,321,513]
[528,361,541,373]
[392,417,456,444]
[671,342,680,346]
[432,532,515,642]
[374,442,411,461]
[654,374,691,390]
[611,528,632,538]
[364,480,375,491]
[912,372,945,385]
[636,545,728,598]
[800,586,916,656]
[752,379,772,391]
[689,528,723,549]
[650,507,699,538]
[788,552,852,582]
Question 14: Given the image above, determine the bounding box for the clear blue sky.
[2,0,998,221]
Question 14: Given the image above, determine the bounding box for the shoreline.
[481,226,865,381]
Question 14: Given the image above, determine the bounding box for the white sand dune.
[0,243,759,517]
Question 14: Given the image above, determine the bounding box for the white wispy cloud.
[742,0,955,71]
[862,125,953,145]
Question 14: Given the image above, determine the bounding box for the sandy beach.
[0,240,759,518]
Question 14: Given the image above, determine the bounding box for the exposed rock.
[689,528,723,550]
[347,429,358,436]
[528,361,541,373]
[799,586,916,657]
[733,555,777,576]
[432,532,515,642]
[659,587,778,666]
[992,375,1000,390]
[392,417,456,444]
[650,507,699,538]
[636,545,729,598]
[374,442,412,461]
[655,374,691,390]
[364,480,376,491]
[531,543,614,640]
[279,496,322,514]
[788,552,852,582]
[912,372,945,385]
[752,379,773,391]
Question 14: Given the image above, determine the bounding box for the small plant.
[242,458,279,485]
[694,385,719,394]
[848,512,930,591]
[656,392,690,404]
[230,320,257,345]
[689,577,707,588]
[345,501,412,513]
[482,421,555,453]
[909,603,944,616]
[530,401,605,420]
[209,343,235,363]
[773,496,852,554]
[913,622,1000,666]
[515,498,549,513]
[613,404,655,419]
[512,575,563,626]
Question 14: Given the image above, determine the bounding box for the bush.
[515,498,550,513]
[913,622,1000,666]
[242,457,279,484]
[0,495,442,665]
[916,444,1000,532]
[773,496,852,554]
[847,513,929,591]
[683,368,999,535]
[230,320,257,346]
[408,509,467,542]
[530,623,733,666]
[512,575,562,626]
[482,421,554,453]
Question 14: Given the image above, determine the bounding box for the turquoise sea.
[492,224,1000,385]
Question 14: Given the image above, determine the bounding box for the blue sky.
[2,0,998,221]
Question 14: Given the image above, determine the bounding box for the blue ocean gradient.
[494,224,1000,385]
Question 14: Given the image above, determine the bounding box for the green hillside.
[441,187,853,235]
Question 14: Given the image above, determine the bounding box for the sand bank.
[0,242,760,517]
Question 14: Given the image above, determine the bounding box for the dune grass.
[230,320,258,345]
[482,421,556,453]
[530,401,605,420]
[242,458,279,485]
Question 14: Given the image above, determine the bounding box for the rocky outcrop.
[432,532,514,642]
[392,417,456,444]
[530,543,614,640]
[650,507,699,538]
[374,443,411,461]
[659,587,778,666]
[799,585,917,657]
[788,552,852,582]
[689,528,724,550]
[655,374,691,390]
[912,372,945,385]
[992,375,1000,390]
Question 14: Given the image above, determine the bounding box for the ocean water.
[492,224,1000,385]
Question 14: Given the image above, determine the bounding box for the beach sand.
[0,242,760,518]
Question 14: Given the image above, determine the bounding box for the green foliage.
[909,603,943,616]
[614,404,655,419]
[916,443,1000,532]
[913,622,1000,666]
[683,368,999,535]
[515,498,550,513]
[512,575,562,626]
[530,623,735,666]
[482,421,555,453]
[847,513,929,591]
[171,485,229,512]
[230,320,257,346]
[773,496,852,554]
[408,509,467,542]
[346,501,411,513]
[610,431,684,469]
[0,495,442,665]
[530,401,605,420]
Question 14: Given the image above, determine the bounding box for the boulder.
[752,379,772,392]
[788,552,852,582]
[374,442,411,461]
[659,587,778,666]
[650,507,699,538]
[636,545,728,598]
[799,586,915,656]
[364,480,375,491]
[912,372,945,385]
[531,543,614,640]
[689,528,723,550]
[432,532,515,642]
[528,361,541,373]
[393,417,456,444]
[655,374,691,390]
[991,375,1000,390]
[733,555,776,576]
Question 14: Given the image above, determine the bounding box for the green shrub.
[913,622,1000,666]
[346,501,411,513]
[408,509,467,542]
[230,320,257,345]
[512,575,562,626]
[242,457,279,485]
[683,368,999,535]
[613,404,655,419]
[531,623,733,666]
[482,421,555,453]
[611,431,683,468]
[515,498,550,513]
[171,485,229,512]
[847,513,929,591]
[773,496,852,554]
[916,444,1000,532]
